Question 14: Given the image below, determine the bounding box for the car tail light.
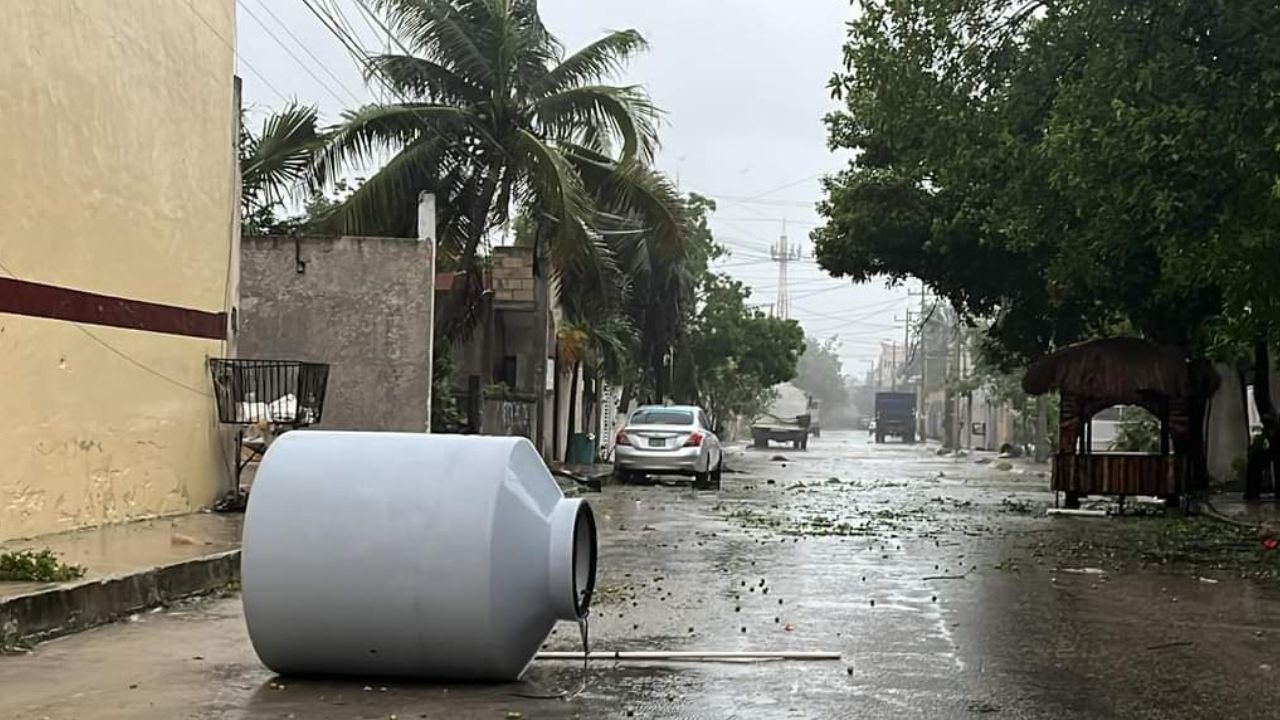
[615,429,630,446]
[684,431,703,447]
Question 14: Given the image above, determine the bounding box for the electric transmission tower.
[769,220,804,319]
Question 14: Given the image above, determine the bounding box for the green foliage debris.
[0,549,86,583]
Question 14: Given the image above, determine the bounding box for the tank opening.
[571,502,598,618]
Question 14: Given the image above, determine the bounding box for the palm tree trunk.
[619,382,634,423]
[564,361,581,463]
[462,165,503,270]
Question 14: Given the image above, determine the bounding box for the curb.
[1,549,240,648]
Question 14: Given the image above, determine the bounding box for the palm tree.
[240,104,323,235]
[314,0,681,278]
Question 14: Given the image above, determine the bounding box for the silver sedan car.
[613,405,724,487]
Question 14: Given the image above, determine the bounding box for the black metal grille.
[209,359,329,426]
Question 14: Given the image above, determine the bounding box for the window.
[496,355,518,389]
[630,408,694,426]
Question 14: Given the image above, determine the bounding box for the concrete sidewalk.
[1,513,241,648]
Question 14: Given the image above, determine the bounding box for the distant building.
[0,2,238,539]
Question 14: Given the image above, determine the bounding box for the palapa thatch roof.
[1022,337,1216,402]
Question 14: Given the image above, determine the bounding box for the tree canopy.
[685,274,805,431]
[794,336,850,409]
[814,0,1280,366]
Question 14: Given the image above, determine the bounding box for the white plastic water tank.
[241,432,597,680]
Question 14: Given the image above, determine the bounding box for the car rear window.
[630,409,694,426]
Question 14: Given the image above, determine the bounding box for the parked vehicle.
[751,414,811,450]
[873,392,917,443]
[614,405,724,488]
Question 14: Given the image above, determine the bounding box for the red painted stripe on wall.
[0,277,227,340]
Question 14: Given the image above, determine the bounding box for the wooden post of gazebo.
[1022,338,1218,510]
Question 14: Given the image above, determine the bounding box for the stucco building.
[0,1,239,540]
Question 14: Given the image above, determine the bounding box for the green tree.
[815,0,1280,480]
[314,0,679,281]
[812,0,1245,367]
[687,274,806,431]
[794,337,849,410]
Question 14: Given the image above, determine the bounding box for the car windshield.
[630,409,694,426]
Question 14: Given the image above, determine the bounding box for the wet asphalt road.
[3,431,1280,719]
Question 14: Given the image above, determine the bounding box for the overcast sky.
[236,0,910,375]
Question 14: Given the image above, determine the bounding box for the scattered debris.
[923,575,967,581]
[1058,567,1106,575]
[0,549,86,582]
[1046,508,1108,518]
[1000,497,1034,514]
[1145,641,1194,651]
[770,455,789,462]
[966,700,1001,713]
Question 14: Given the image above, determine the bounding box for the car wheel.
[710,459,723,488]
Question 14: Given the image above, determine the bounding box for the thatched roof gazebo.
[1022,338,1218,509]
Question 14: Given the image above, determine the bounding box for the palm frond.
[241,103,322,208]
[310,103,466,191]
[535,85,658,161]
[370,0,497,88]
[563,146,685,259]
[512,129,598,266]
[365,53,483,104]
[530,29,648,99]
[318,137,451,236]
[507,0,562,87]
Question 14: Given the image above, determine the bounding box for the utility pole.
[769,220,802,320]
[908,282,932,440]
[893,310,915,394]
[890,342,898,392]
[949,310,963,451]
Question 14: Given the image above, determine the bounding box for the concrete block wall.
[492,247,535,305]
[238,236,434,432]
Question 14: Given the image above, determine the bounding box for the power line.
[246,0,366,105]
[794,294,905,319]
[299,0,376,80]
[787,284,851,302]
[351,0,419,65]
[739,172,823,202]
[703,194,816,209]
[240,0,361,107]
[185,0,291,103]
[718,217,822,227]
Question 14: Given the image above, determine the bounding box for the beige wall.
[0,1,238,540]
